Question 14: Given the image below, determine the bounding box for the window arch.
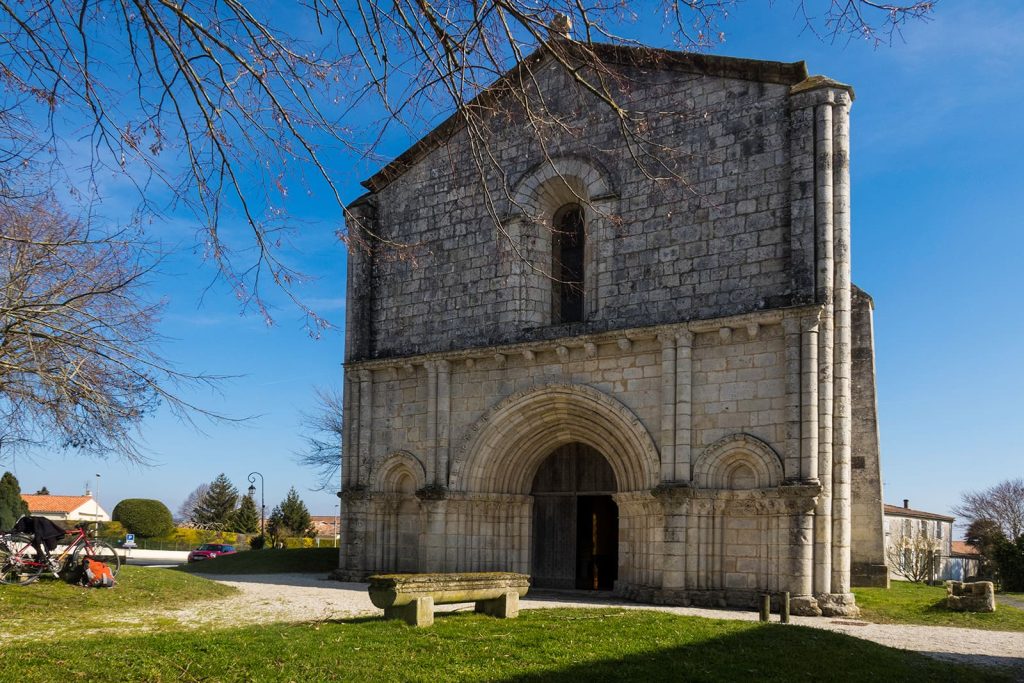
[552,203,585,323]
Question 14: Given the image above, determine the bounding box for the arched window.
[552,203,584,323]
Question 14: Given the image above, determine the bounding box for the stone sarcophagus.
[368,572,530,627]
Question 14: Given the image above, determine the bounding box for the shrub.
[111,499,174,538]
[98,520,127,538]
[249,534,266,550]
[994,535,1024,591]
[158,527,241,547]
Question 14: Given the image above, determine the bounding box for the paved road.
[122,549,189,566]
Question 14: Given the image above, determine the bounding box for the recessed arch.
[450,384,659,494]
[692,434,784,490]
[509,154,617,218]
[372,450,427,493]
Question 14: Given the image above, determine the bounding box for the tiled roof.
[883,503,955,523]
[951,541,982,557]
[21,494,92,514]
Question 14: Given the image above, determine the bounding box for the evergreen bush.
[112,498,174,537]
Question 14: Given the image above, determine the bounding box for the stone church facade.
[338,44,887,616]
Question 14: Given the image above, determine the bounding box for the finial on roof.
[549,13,572,40]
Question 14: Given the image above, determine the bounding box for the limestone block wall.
[850,288,888,586]
[345,56,810,362]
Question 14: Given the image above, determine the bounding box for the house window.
[937,522,943,539]
[902,518,911,537]
[552,203,584,323]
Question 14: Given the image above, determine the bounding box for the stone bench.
[368,572,530,627]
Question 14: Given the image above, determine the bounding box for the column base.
[816,592,860,617]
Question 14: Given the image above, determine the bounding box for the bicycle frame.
[3,524,101,575]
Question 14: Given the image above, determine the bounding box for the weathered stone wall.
[347,58,805,361]
[850,288,888,587]
[356,323,792,491]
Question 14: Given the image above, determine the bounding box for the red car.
[187,543,237,563]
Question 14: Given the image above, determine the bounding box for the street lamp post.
[247,471,265,538]
[94,473,101,531]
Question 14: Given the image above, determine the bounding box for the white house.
[883,499,954,581]
[21,493,111,524]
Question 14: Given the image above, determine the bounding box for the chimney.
[548,13,572,40]
[903,499,909,509]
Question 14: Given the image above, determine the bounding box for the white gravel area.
[180,573,1024,677]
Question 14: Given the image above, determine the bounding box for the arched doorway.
[531,442,618,590]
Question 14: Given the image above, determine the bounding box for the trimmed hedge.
[112,499,174,538]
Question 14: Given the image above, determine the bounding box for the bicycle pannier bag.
[81,558,115,588]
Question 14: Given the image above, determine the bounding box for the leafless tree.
[296,386,342,491]
[953,479,1024,541]
[887,529,941,583]
[0,192,223,463]
[176,483,210,524]
[0,1,934,322]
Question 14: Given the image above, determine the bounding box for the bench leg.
[474,591,519,619]
[384,597,434,627]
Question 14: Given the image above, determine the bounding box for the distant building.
[883,500,953,581]
[949,541,982,581]
[21,493,110,524]
[310,515,341,539]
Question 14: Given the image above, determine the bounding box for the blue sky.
[5,2,1022,526]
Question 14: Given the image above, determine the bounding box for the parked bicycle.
[0,522,121,585]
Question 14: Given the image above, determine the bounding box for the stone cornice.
[344,303,826,372]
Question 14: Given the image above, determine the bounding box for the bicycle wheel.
[72,540,122,577]
[0,533,47,585]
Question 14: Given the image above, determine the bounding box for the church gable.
[346,47,817,361]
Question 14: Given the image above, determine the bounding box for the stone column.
[783,317,802,480]
[788,102,816,302]
[341,490,370,577]
[586,197,616,321]
[436,360,451,487]
[831,93,853,594]
[343,197,376,362]
[658,333,677,483]
[418,495,448,573]
[654,488,686,590]
[342,368,357,490]
[357,369,374,487]
[800,316,819,483]
[814,101,835,597]
[675,330,694,482]
[424,361,438,484]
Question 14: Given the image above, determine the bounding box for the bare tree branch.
[296,385,342,491]
[0,191,230,463]
[1,1,936,322]
[953,479,1024,541]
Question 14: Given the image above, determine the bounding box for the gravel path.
[179,573,1024,678]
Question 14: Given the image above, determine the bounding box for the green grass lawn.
[0,608,1008,683]
[176,547,338,574]
[854,581,1024,631]
[0,566,236,638]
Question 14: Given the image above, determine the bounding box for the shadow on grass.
[169,571,361,589]
[483,620,1019,682]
